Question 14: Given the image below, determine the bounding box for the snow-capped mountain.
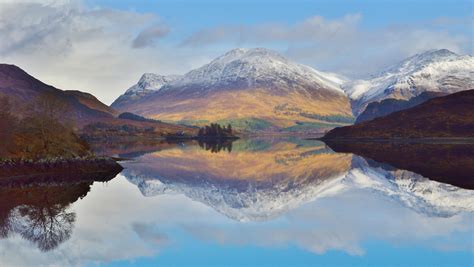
[112,48,353,132]
[344,49,474,115]
[163,48,347,94]
[111,73,181,110]
[122,153,473,222]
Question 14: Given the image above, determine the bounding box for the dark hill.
[323,90,474,139]
[355,91,447,123]
[0,64,117,124]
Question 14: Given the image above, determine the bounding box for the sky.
[0,0,472,104]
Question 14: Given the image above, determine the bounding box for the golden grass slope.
[122,88,353,129]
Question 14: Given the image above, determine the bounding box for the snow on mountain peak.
[125,73,181,95]
[166,47,346,94]
[344,49,474,115]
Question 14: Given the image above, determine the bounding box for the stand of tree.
[197,123,238,140]
[0,93,91,160]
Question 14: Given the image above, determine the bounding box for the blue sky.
[0,0,472,103]
[88,0,473,27]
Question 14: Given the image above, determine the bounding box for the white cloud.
[182,14,362,46]
[132,24,170,48]
[181,13,472,78]
[0,0,196,105]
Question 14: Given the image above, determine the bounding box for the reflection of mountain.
[124,140,352,221]
[346,156,473,217]
[324,141,474,189]
[0,170,120,251]
[122,140,473,221]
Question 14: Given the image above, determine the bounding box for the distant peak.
[213,47,287,64]
[424,49,458,57]
[409,49,459,62]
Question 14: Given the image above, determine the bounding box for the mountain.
[355,91,447,123]
[112,48,353,132]
[0,64,196,139]
[0,64,117,123]
[111,73,181,110]
[344,49,474,116]
[323,90,474,139]
[121,141,473,221]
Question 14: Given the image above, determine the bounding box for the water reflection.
[121,139,473,221]
[198,139,234,153]
[0,171,120,252]
[0,138,472,266]
[323,141,474,189]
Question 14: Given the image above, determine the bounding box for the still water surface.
[0,138,473,266]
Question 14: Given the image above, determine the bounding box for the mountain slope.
[323,90,474,139]
[0,64,117,123]
[112,48,353,132]
[344,49,473,115]
[355,91,447,123]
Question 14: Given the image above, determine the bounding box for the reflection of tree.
[8,204,75,251]
[0,182,91,251]
[0,214,11,239]
[198,140,234,153]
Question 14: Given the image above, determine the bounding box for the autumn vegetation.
[0,93,91,160]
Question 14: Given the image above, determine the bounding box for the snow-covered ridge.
[161,48,347,94]
[344,49,474,115]
[125,73,181,95]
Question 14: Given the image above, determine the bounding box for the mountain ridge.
[343,49,473,115]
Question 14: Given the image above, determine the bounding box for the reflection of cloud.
[132,222,168,245]
[184,188,473,256]
[0,174,471,266]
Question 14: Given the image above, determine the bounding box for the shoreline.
[0,156,123,179]
[312,137,474,144]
